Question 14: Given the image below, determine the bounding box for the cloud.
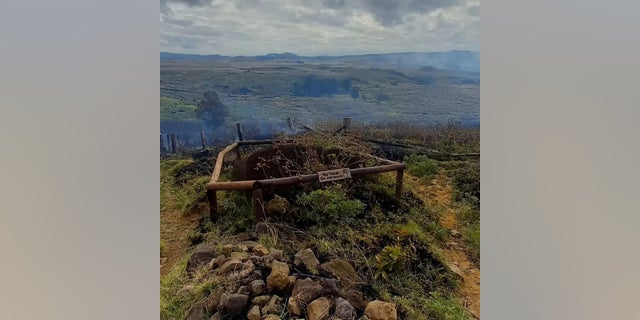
[160,0,479,55]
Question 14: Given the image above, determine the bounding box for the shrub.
[297,185,365,225]
[405,154,439,178]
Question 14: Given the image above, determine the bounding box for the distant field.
[160,60,479,142]
[160,96,198,121]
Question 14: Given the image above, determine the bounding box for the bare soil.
[408,171,480,319]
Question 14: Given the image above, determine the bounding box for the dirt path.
[407,171,480,319]
[160,207,206,275]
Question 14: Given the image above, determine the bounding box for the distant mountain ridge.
[160,50,479,72]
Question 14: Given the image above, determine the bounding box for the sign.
[317,168,352,182]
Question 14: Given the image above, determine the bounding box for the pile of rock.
[183,241,398,320]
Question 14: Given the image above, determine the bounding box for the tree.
[195,91,227,128]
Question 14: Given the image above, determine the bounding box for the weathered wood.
[200,129,207,150]
[395,169,404,199]
[207,190,217,221]
[160,134,166,153]
[207,180,257,190]
[236,123,244,141]
[170,134,177,153]
[210,141,239,183]
[252,188,265,221]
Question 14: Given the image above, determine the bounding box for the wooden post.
[236,123,244,141]
[343,117,352,131]
[170,134,177,154]
[160,134,166,154]
[252,188,265,221]
[207,190,217,221]
[166,135,171,153]
[200,128,207,150]
[395,169,404,199]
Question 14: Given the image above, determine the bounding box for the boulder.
[307,297,332,320]
[343,289,368,310]
[205,291,222,313]
[264,195,290,216]
[364,300,397,320]
[251,295,271,307]
[236,285,250,295]
[269,248,285,261]
[184,302,205,320]
[334,297,356,320]
[247,305,261,320]
[216,259,243,275]
[252,244,270,257]
[261,295,283,315]
[238,241,259,249]
[319,259,361,287]
[289,278,324,315]
[263,315,282,320]
[294,248,320,274]
[217,293,249,315]
[266,260,290,290]
[230,251,250,261]
[250,279,266,296]
[207,255,228,270]
[186,244,216,275]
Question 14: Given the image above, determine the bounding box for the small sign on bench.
[317,168,352,182]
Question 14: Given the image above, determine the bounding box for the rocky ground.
[183,232,398,320]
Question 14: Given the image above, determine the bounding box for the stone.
[264,195,290,216]
[267,260,290,290]
[357,316,370,320]
[205,291,222,313]
[307,297,332,320]
[238,241,259,249]
[261,295,283,315]
[294,248,321,274]
[220,244,234,255]
[364,300,397,320]
[216,259,243,275]
[269,248,285,261]
[233,244,249,252]
[334,297,356,320]
[247,305,261,320]
[343,290,368,310]
[186,244,216,275]
[319,278,340,295]
[249,279,266,296]
[236,285,250,295]
[227,260,256,281]
[252,244,270,257]
[207,255,228,270]
[292,278,324,299]
[319,259,361,286]
[252,295,271,307]
[230,251,250,261]
[184,302,206,320]
[288,275,297,290]
[210,312,221,320]
[217,293,249,315]
[263,315,281,320]
[289,278,324,315]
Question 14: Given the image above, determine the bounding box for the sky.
[160,0,479,56]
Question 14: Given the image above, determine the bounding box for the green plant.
[374,244,408,281]
[425,291,473,320]
[297,185,365,225]
[405,154,439,178]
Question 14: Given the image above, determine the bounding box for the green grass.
[160,158,212,214]
[160,257,219,320]
[405,154,439,179]
[161,96,198,121]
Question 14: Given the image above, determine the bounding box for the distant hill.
[160,50,479,72]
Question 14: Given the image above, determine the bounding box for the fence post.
[343,117,352,131]
[395,168,404,199]
[200,128,207,150]
[170,134,177,153]
[236,123,244,141]
[207,190,217,221]
[160,134,166,154]
[252,188,265,221]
